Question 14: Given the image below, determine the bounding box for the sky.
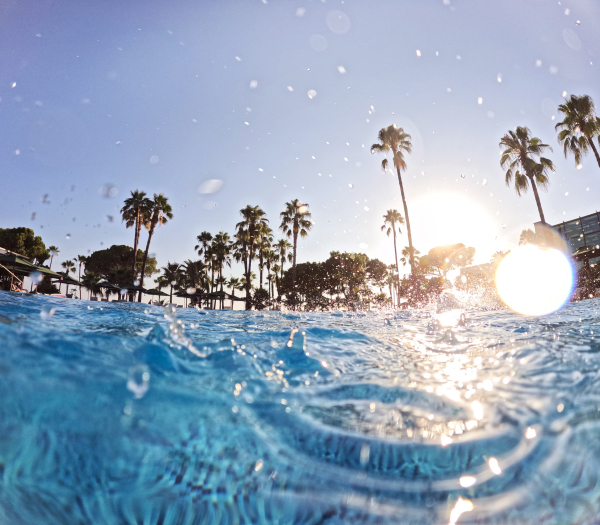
[1,0,600,286]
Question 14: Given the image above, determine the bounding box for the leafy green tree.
[0,227,49,264]
[236,205,268,310]
[500,126,555,223]
[229,277,241,299]
[555,94,600,169]
[275,239,292,291]
[381,209,404,292]
[138,194,173,301]
[366,258,389,294]
[85,245,157,285]
[279,199,312,298]
[121,190,152,280]
[60,260,76,294]
[371,125,415,272]
[425,244,475,277]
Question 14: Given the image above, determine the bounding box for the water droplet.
[416,49,421,57]
[134,280,140,286]
[348,183,354,188]
[287,86,294,92]
[198,179,224,194]
[460,174,465,178]
[99,184,118,198]
[186,287,196,294]
[364,206,369,211]
[482,179,487,185]
[478,97,483,104]
[15,149,20,155]
[307,89,317,99]
[149,155,159,164]
[106,215,114,222]
[65,233,71,239]
[577,164,582,170]
[487,111,494,118]
[30,271,43,284]
[295,7,305,16]
[309,34,328,51]
[40,306,55,320]
[326,10,351,34]
[127,364,150,399]
[337,65,346,74]
[11,82,16,88]
[249,80,258,89]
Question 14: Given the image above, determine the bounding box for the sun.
[410,191,497,252]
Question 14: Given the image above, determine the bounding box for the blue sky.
[1,0,600,284]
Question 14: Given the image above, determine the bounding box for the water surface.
[1,291,599,524]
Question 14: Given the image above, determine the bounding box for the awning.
[572,245,600,262]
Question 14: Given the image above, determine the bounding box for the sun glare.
[412,192,496,251]
[495,245,574,316]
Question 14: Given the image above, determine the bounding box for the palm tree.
[272,264,282,298]
[256,222,273,290]
[371,125,414,272]
[157,262,183,304]
[381,210,404,300]
[400,246,420,267]
[236,205,268,310]
[555,94,600,169]
[81,271,100,300]
[229,277,241,299]
[279,199,312,297]
[138,194,173,301]
[48,246,59,269]
[121,190,152,280]
[212,232,232,308]
[263,248,276,299]
[75,255,87,299]
[275,239,292,286]
[60,260,76,294]
[195,231,213,263]
[500,126,555,223]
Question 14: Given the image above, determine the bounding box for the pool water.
[1,291,600,524]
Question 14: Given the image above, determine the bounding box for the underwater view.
[2,291,600,524]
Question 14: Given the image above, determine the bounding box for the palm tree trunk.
[528,176,546,223]
[245,243,254,311]
[586,135,600,168]
[169,284,173,304]
[292,232,298,294]
[138,226,155,302]
[78,265,82,299]
[132,211,141,279]
[395,166,415,274]
[392,229,400,308]
[259,253,264,289]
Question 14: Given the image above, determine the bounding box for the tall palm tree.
[60,260,76,294]
[500,126,555,223]
[381,210,404,299]
[236,205,268,310]
[256,222,273,290]
[48,246,59,269]
[157,262,183,304]
[279,199,312,296]
[138,194,173,301]
[120,190,152,280]
[371,125,414,272]
[75,255,87,299]
[263,248,276,299]
[212,232,232,308]
[556,94,600,169]
[275,239,292,285]
[195,231,213,263]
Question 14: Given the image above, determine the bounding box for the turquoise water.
[1,291,600,524]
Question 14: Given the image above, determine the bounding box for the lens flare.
[495,245,573,316]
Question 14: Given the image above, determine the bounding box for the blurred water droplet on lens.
[40,306,55,320]
[309,34,328,52]
[287,86,294,92]
[577,164,582,170]
[30,271,43,284]
[349,183,354,188]
[298,205,308,214]
[307,90,317,99]
[337,65,346,74]
[198,179,224,194]
[487,111,494,118]
[482,179,487,185]
[99,184,118,198]
[106,215,113,222]
[478,97,483,104]
[30,212,36,220]
[249,80,258,89]
[127,364,150,399]
[134,280,140,286]
[149,155,159,164]
[364,207,369,211]
[65,233,71,239]
[326,10,351,34]
[295,7,305,16]
[416,50,421,57]
[187,287,196,294]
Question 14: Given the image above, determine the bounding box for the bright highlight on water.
[495,245,574,316]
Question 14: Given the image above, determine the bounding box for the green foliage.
[252,288,270,310]
[85,245,157,284]
[0,227,49,264]
[425,244,476,275]
[555,94,600,167]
